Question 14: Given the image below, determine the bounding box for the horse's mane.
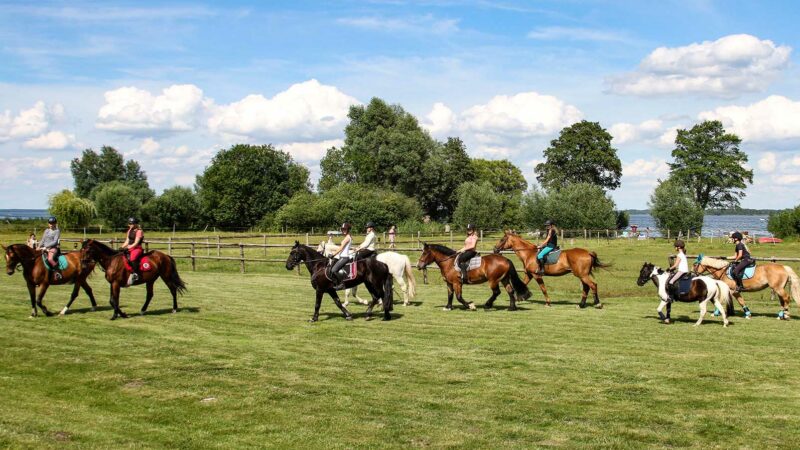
[700,256,728,269]
[296,244,325,260]
[10,243,37,257]
[85,239,119,256]
[427,244,456,256]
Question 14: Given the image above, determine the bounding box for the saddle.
[42,252,68,271]
[328,261,358,283]
[454,256,482,273]
[122,251,154,273]
[543,247,561,265]
[668,273,694,299]
[727,261,756,280]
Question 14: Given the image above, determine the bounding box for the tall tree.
[472,159,527,195]
[535,120,622,191]
[48,190,95,228]
[452,182,504,230]
[417,137,475,220]
[648,177,704,235]
[195,144,309,228]
[70,146,151,198]
[669,120,752,209]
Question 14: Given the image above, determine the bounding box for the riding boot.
[127,260,140,286]
[536,258,545,275]
[53,270,63,281]
[460,264,469,284]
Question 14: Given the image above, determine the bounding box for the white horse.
[317,241,416,306]
[637,262,732,327]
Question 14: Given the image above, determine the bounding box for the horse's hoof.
[365,316,374,321]
[91,306,97,312]
[663,319,671,324]
[509,307,518,312]
[309,317,318,323]
[544,303,551,308]
[345,315,353,321]
[484,304,493,310]
[595,304,604,309]
[403,302,409,306]
[140,310,146,316]
[468,303,476,311]
[382,315,391,321]
[120,313,128,319]
[172,309,178,314]
[59,308,68,316]
[110,316,117,321]
[442,307,452,311]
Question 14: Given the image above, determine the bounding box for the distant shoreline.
[625,209,785,216]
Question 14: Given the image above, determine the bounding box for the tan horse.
[693,256,800,320]
[3,243,97,317]
[493,231,609,308]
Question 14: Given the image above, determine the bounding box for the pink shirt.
[464,234,478,250]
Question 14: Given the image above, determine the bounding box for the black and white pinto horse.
[637,262,732,327]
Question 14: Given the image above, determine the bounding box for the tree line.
[49,96,776,236]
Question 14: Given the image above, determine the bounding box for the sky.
[1,0,799,210]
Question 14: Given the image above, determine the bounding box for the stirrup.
[127,273,139,286]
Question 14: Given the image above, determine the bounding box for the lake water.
[0,209,49,219]
[628,214,770,237]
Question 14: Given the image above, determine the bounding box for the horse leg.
[363,282,380,320]
[35,283,54,317]
[27,282,38,317]
[733,292,750,318]
[140,282,155,315]
[110,283,127,320]
[342,287,350,307]
[656,300,669,323]
[712,296,729,327]
[61,282,82,315]
[533,276,552,307]
[455,284,476,311]
[775,286,790,320]
[444,283,454,311]
[395,275,409,306]
[581,275,602,309]
[310,290,324,322]
[695,299,709,327]
[579,281,589,309]
[81,280,98,311]
[484,282,502,310]
[328,289,352,320]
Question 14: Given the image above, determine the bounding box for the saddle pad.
[727,265,755,280]
[123,256,154,273]
[42,254,69,271]
[346,262,357,281]
[544,249,561,265]
[678,276,693,296]
[454,256,482,273]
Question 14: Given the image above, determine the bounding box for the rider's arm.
[132,230,143,247]
[332,236,350,257]
[731,249,742,261]
[539,229,552,248]
[120,236,130,249]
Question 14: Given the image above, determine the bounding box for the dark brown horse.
[80,239,186,320]
[3,243,97,317]
[285,242,393,322]
[416,243,531,311]
[494,231,609,308]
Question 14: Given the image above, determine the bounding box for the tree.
[94,182,141,228]
[648,178,704,235]
[417,137,475,221]
[539,183,617,230]
[452,182,504,230]
[767,206,800,238]
[140,186,201,229]
[535,120,622,191]
[669,120,753,209]
[195,144,310,228]
[315,184,423,231]
[615,210,630,230]
[472,159,527,195]
[70,146,152,199]
[48,190,95,228]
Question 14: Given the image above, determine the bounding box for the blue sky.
[1,0,799,209]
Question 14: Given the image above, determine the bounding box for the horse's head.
[493,231,514,253]
[692,253,706,274]
[80,239,98,270]
[286,240,304,270]
[3,244,20,276]
[636,262,657,286]
[417,243,434,269]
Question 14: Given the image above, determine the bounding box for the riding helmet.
[673,240,685,249]
[366,221,376,229]
[544,219,554,226]
[731,231,743,241]
[47,216,57,224]
[341,222,352,232]
[466,223,476,231]
[128,217,139,225]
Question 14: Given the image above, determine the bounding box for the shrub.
[521,183,617,230]
[94,183,141,228]
[648,178,704,235]
[48,190,95,228]
[767,206,800,238]
[452,182,504,230]
[140,186,201,230]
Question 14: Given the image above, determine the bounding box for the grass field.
[1,234,799,448]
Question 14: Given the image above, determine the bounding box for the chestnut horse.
[494,231,609,308]
[285,242,393,322]
[416,243,531,311]
[80,239,186,320]
[694,255,800,320]
[3,243,97,317]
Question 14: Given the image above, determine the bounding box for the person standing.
[388,224,397,249]
[120,217,144,286]
[456,224,478,284]
[38,217,61,280]
[27,233,37,249]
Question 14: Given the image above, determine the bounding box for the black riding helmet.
[128,217,139,225]
[341,222,352,233]
[731,231,743,241]
[466,223,476,232]
[544,219,554,226]
[366,221,376,229]
[674,240,685,249]
[47,216,57,224]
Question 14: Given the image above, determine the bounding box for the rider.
[667,240,688,299]
[38,216,62,280]
[355,221,377,259]
[456,224,478,284]
[330,222,353,289]
[536,219,558,275]
[730,231,753,293]
[120,217,144,285]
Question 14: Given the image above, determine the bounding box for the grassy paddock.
[1,234,799,448]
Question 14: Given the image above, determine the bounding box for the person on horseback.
[329,222,353,289]
[730,231,753,293]
[456,224,478,283]
[38,216,62,280]
[120,217,144,285]
[355,221,377,259]
[667,240,688,299]
[536,219,558,275]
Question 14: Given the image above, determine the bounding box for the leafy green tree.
[767,206,800,238]
[195,144,309,228]
[539,182,617,230]
[140,186,201,229]
[70,146,151,199]
[472,159,527,195]
[318,147,355,192]
[315,184,422,231]
[94,183,141,228]
[535,120,622,191]
[272,192,325,231]
[521,187,548,229]
[648,178,704,235]
[615,210,630,230]
[48,190,95,228]
[452,182,504,230]
[417,137,475,220]
[669,120,753,209]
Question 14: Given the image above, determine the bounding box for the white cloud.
[139,137,161,155]
[279,139,343,161]
[757,152,777,173]
[698,95,800,142]
[792,155,800,166]
[774,174,800,185]
[23,131,77,150]
[96,84,209,134]
[0,101,64,141]
[527,26,627,42]
[423,102,456,138]
[208,79,358,141]
[610,119,664,145]
[623,158,670,179]
[337,15,459,35]
[607,34,791,97]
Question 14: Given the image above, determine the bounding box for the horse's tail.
[783,266,800,308]
[383,270,394,312]
[166,255,187,295]
[403,256,416,299]
[506,259,531,301]
[590,251,612,274]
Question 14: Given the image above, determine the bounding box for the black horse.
[285,242,393,322]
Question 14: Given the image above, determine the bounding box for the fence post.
[168,237,172,256]
[417,231,421,249]
[240,243,245,274]
[584,229,587,240]
[263,234,268,257]
[450,229,453,245]
[190,243,196,271]
[217,235,221,257]
[206,237,210,256]
[667,229,670,240]
[480,230,483,246]
[306,233,309,245]
[145,242,149,252]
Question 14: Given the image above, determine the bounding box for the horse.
[286,242,393,322]
[416,243,531,311]
[79,239,186,320]
[3,243,98,317]
[694,255,800,320]
[317,241,416,306]
[493,230,609,308]
[636,262,732,327]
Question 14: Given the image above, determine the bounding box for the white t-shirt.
[360,231,376,251]
[676,253,689,273]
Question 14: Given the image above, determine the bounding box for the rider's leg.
[331,256,350,288]
[458,250,476,284]
[536,247,552,275]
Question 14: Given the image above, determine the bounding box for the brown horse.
[80,239,186,320]
[694,255,800,320]
[3,243,97,317]
[493,231,609,308]
[416,243,531,311]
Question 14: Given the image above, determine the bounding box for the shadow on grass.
[640,314,738,326]
[141,306,201,316]
[482,304,532,312]
[65,305,114,314]
[317,311,405,321]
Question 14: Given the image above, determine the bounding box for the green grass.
[1,235,799,448]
